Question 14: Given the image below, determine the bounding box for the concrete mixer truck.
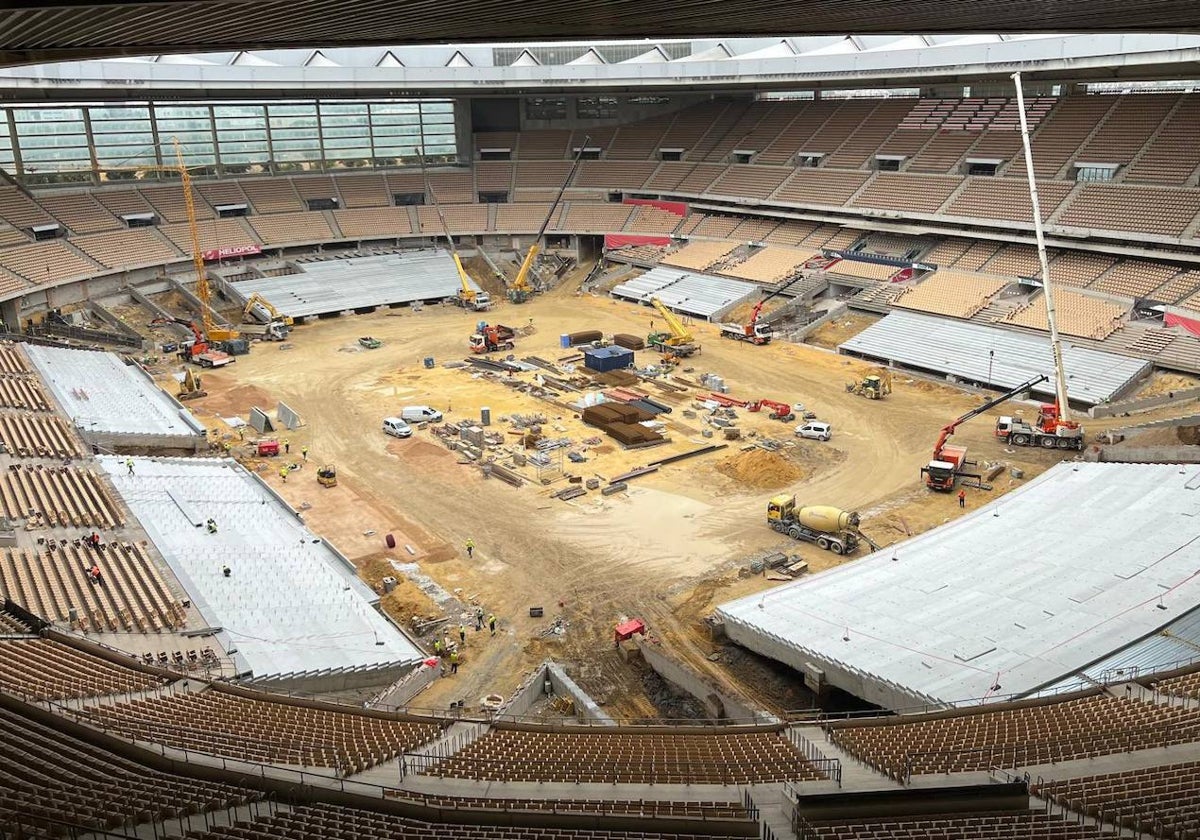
[766,496,878,555]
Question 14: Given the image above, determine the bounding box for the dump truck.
[766,496,877,555]
[469,322,517,354]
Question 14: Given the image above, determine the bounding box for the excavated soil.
[715,448,804,489]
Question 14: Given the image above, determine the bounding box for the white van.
[400,405,443,423]
[795,421,832,441]
[382,417,413,438]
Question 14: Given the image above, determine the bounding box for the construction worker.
[458,623,466,645]
[474,606,483,632]
[465,539,475,559]
[958,489,966,509]
[433,638,443,655]
[488,614,496,637]
[280,465,289,483]
[449,650,460,675]
[283,439,290,454]
[301,445,309,461]
[207,518,218,534]
[237,427,245,441]
[222,565,231,578]
[125,458,134,476]
[90,565,103,586]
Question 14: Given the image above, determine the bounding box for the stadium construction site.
[8,27,1200,839]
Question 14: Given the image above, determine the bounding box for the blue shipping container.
[583,346,635,373]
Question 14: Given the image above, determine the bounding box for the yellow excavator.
[646,297,699,357]
[415,149,490,311]
[240,292,291,341]
[177,367,207,401]
[509,135,590,303]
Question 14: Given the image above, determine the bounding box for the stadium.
[3,3,1200,838]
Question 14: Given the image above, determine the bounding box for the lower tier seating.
[0,702,259,835]
[0,637,166,700]
[1035,762,1200,839]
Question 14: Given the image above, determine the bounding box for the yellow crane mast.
[509,135,590,303]
[173,139,238,342]
[647,297,698,356]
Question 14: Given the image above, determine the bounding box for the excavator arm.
[931,374,1048,459]
[416,148,477,305]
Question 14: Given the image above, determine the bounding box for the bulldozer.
[316,464,338,488]
[846,374,891,400]
[177,368,207,401]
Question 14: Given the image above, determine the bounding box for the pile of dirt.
[715,448,803,488]
[724,296,789,324]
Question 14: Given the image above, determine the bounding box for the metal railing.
[785,726,842,786]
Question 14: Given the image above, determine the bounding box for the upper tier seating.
[946,177,1074,223]
[983,244,1044,278]
[894,271,1008,319]
[1035,761,1200,839]
[72,228,180,268]
[475,161,513,193]
[558,203,635,233]
[685,215,741,239]
[248,212,335,245]
[93,188,155,219]
[83,689,443,773]
[824,100,917,169]
[494,203,560,232]
[36,192,121,233]
[414,204,488,235]
[707,165,790,200]
[764,220,822,247]
[663,240,739,271]
[827,259,904,283]
[1015,95,1120,179]
[0,187,56,229]
[515,129,571,159]
[851,173,962,214]
[644,161,724,193]
[333,173,391,208]
[331,207,413,239]
[1122,95,1200,185]
[159,218,259,253]
[1074,93,1178,165]
[730,217,781,241]
[625,206,684,234]
[240,178,304,214]
[0,541,185,633]
[174,802,751,840]
[426,728,823,784]
[0,703,258,834]
[0,241,98,284]
[828,693,1200,779]
[574,161,659,190]
[290,175,340,203]
[1055,183,1200,236]
[140,185,214,222]
[1006,287,1127,339]
[195,180,250,209]
[0,638,166,700]
[774,170,871,207]
[906,130,979,174]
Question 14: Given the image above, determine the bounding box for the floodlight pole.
[1012,71,1071,422]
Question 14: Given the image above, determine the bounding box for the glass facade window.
[577,96,619,120]
[526,97,567,120]
[0,98,457,181]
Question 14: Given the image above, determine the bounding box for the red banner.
[605,234,672,249]
[1165,311,1200,338]
[202,244,262,261]
[622,198,688,217]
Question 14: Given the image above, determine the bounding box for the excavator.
[922,374,1047,492]
[846,373,892,400]
[508,136,590,304]
[416,148,490,312]
[150,317,235,368]
[241,293,292,341]
[646,297,699,357]
[177,368,207,401]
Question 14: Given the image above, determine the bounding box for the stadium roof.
[716,462,1200,710]
[4,35,1200,97]
[3,2,1200,68]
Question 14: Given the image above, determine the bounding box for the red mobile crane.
[718,284,791,345]
[922,374,1048,492]
[151,317,235,368]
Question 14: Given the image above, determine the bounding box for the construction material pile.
[715,447,804,489]
[582,403,665,448]
[612,334,646,351]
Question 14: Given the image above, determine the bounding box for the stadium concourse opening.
[4,28,1200,840]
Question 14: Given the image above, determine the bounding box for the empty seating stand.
[662,241,740,272]
[1,463,125,528]
[0,637,166,700]
[827,692,1200,780]
[0,702,258,835]
[424,727,822,784]
[1036,761,1200,839]
[0,374,51,411]
[171,802,751,840]
[805,810,1114,840]
[0,412,87,459]
[83,689,444,774]
[893,271,1008,319]
[1006,288,1127,339]
[1153,668,1200,700]
[0,541,185,632]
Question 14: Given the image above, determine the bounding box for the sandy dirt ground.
[156,274,1192,718]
